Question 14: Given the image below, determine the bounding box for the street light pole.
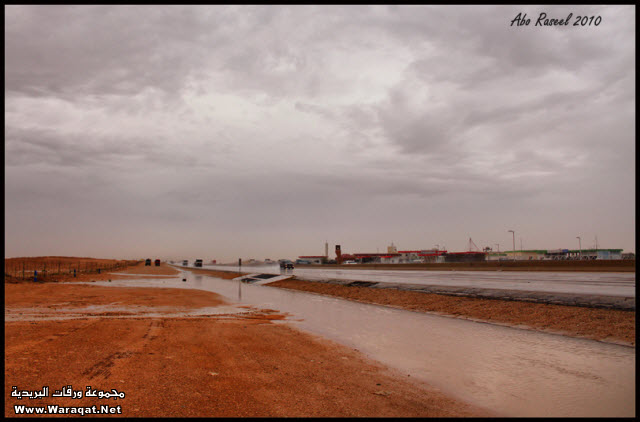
[576,236,581,259]
[508,230,515,261]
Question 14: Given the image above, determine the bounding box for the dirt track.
[5,263,492,417]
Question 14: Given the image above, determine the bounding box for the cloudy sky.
[5,5,635,261]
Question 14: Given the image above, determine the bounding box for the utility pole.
[495,243,499,253]
[576,236,581,259]
[508,230,515,261]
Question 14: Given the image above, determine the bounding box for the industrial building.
[297,256,327,264]
[347,249,485,264]
[298,242,628,265]
[488,249,624,261]
[548,249,623,260]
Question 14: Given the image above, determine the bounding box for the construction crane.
[468,238,480,252]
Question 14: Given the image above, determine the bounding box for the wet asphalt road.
[198,264,635,310]
[202,264,635,296]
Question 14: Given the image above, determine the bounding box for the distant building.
[418,250,447,263]
[442,252,486,263]
[576,249,623,260]
[544,249,623,260]
[397,250,422,263]
[353,253,394,264]
[501,250,547,260]
[297,256,326,264]
[380,254,402,264]
[316,244,625,264]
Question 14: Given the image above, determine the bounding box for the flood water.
[96,271,635,417]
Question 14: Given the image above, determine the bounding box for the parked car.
[145,258,151,266]
[344,260,357,264]
[154,259,161,266]
[182,260,188,266]
[194,259,203,268]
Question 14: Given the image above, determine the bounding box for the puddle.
[58,273,637,416]
[4,300,273,322]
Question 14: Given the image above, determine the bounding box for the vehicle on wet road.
[279,260,294,270]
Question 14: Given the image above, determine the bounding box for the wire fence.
[4,260,139,280]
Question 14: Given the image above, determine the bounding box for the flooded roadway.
[203,264,636,297]
[94,270,635,417]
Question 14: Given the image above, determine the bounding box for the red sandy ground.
[5,263,492,417]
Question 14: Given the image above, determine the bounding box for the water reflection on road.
[98,271,635,417]
[200,264,636,297]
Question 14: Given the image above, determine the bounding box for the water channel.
[95,270,635,417]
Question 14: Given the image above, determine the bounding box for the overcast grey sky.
[5,5,635,261]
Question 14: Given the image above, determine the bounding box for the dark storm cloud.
[5,126,209,170]
[5,5,233,97]
[4,5,635,259]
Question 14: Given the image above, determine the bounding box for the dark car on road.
[279,260,294,270]
[154,259,161,266]
[145,258,151,266]
[194,259,203,267]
